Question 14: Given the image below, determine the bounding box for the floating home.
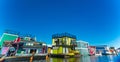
[88,46,96,56]
[95,45,111,55]
[0,32,18,53]
[2,37,47,61]
[75,40,89,56]
[2,38,47,54]
[0,31,47,61]
[50,33,79,58]
[116,48,120,55]
[109,47,117,55]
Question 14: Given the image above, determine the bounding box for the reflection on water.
[90,55,117,62]
[47,58,79,62]
[47,55,117,62]
[5,55,117,62]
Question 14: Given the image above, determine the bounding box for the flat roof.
[76,40,89,43]
[52,32,76,39]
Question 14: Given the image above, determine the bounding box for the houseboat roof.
[76,40,89,43]
[4,30,20,35]
[95,45,108,47]
[52,32,76,39]
[20,39,45,43]
[22,46,43,48]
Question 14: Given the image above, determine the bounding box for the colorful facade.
[95,45,111,55]
[0,33,18,54]
[0,33,18,48]
[0,31,47,56]
[51,33,79,57]
[109,47,116,55]
[88,46,96,55]
[21,41,47,55]
[75,40,89,56]
[116,48,120,54]
[2,37,47,56]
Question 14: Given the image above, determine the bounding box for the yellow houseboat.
[50,33,79,58]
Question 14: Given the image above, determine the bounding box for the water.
[4,55,119,62]
[46,55,118,62]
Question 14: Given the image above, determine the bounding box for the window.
[31,43,33,46]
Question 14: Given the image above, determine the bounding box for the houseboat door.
[30,49,37,54]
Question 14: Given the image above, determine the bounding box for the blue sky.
[0,0,120,48]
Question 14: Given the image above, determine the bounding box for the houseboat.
[50,33,79,58]
[75,40,89,56]
[0,31,47,61]
[109,47,117,55]
[88,46,96,56]
[95,45,111,55]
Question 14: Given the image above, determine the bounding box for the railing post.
[29,52,35,62]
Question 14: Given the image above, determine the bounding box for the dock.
[2,54,47,62]
[49,54,80,58]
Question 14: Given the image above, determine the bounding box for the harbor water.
[46,55,118,62]
[4,55,119,62]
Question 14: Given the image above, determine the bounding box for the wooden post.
[29,52,35,62]
[46,55,48,60]
[0,55,6,62]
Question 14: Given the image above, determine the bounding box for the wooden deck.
[49,54,80,58]
[3,54,47,62]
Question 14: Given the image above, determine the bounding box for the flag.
[14,37,21,43]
